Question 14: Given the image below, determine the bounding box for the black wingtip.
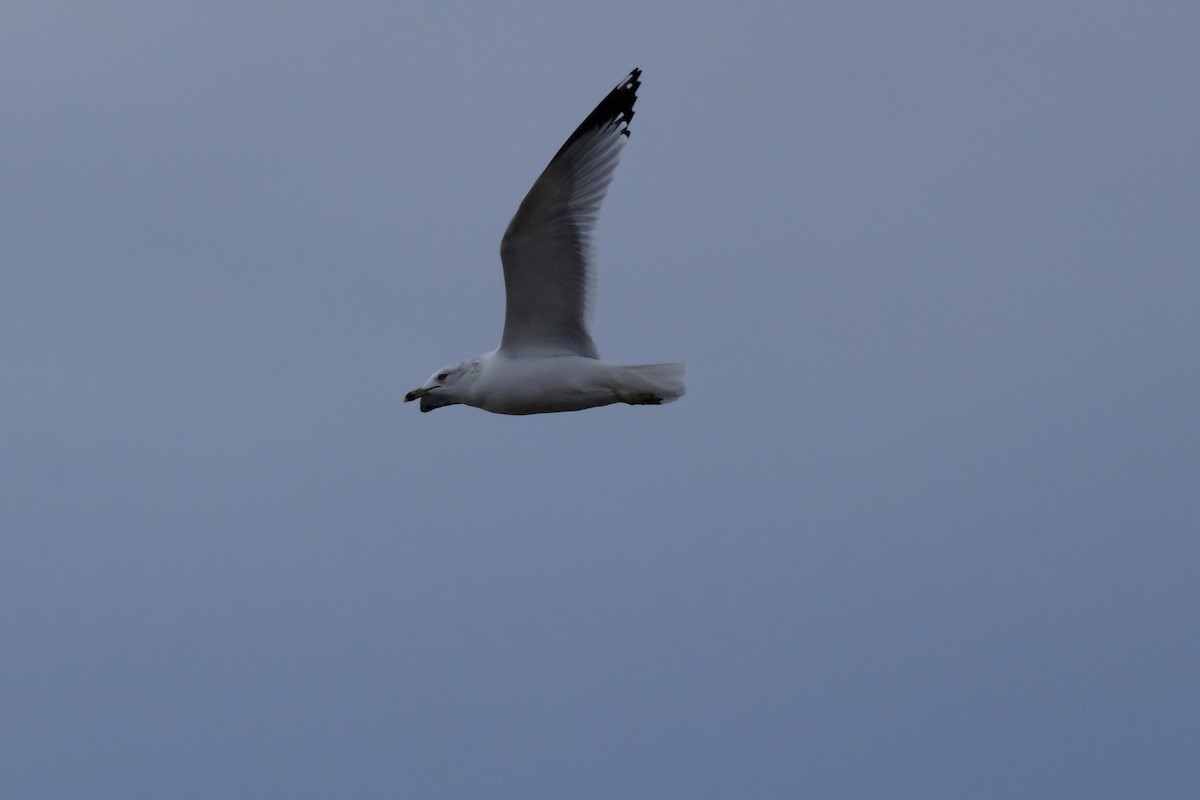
[552,68,642,160]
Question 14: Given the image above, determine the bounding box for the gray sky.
[3,1,1198,797]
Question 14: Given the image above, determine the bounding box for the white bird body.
[440,351,684,415]
[405,69,684,415]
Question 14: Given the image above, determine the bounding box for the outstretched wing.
[498,69,641,358]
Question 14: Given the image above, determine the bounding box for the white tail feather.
[616,363,686,405]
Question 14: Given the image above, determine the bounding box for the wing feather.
[498,69,641,358]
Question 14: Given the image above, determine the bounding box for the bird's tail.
[616,363,686,405]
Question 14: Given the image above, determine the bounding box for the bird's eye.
[437,372,449,381]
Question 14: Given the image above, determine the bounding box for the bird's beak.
[404,387,429,403]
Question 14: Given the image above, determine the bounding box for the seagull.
[404,68,685,415]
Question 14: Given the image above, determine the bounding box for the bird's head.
[404,361,472,412]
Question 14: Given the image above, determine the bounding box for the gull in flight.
[404,68,685,415]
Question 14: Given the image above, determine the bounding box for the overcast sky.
[3,1,1198,797]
